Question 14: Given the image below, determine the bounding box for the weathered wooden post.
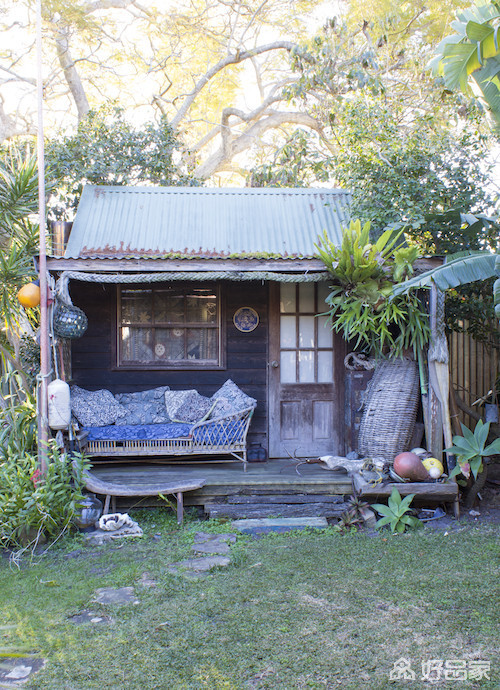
[428,281,459,517]
[36,0,50,474]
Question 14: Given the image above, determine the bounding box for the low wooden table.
[352,473,460,518]
[77,464,206,524]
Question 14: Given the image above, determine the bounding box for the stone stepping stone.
[67,611,112,625]
[232,517,328,535]
[193,532,237,544]
[191,540,231,555]
[0,657,46,686]
[93,587,139,606]
[167,555,230,576]
[138,572,157,588]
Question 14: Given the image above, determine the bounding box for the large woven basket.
[357,358,420,460]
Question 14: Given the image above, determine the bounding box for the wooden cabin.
[45,186,460,517]
[47,186,353,461]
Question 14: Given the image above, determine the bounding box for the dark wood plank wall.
[69,280,268,450]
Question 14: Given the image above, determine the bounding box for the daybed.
[70,380,256,471]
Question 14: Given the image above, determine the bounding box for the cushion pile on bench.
[71,380,256,468]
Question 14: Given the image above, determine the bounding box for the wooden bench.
[81,406,255,471]
[75,463,206,524]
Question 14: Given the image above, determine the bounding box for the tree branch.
[83,0,148,13]
[193,110,322,178]
[170,40,295,129]
[0,99,21,142]
[0,65,36,86]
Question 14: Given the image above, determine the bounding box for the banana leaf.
[393,252,499,294]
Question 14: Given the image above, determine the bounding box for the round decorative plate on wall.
[233,307,259,332]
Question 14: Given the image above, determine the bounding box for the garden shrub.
[0,444,88,547]
[0,397,89,548]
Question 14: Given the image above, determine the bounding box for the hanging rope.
[56,270,331,293]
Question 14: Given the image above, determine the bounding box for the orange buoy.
[17,281,40,308]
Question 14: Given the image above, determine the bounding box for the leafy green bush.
[0,391,38,457]
[0,396,89,548]
[0,444,88,547]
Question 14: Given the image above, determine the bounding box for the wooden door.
[268,282,345,458]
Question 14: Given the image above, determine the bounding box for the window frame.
[115,282,225,370]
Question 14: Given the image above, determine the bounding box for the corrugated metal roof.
[63,185,351,260]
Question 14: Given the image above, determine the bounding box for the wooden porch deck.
[90,459,353,515]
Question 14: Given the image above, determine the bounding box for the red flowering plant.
[30,468,42,487]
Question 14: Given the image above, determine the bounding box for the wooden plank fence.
[449,326,499,429]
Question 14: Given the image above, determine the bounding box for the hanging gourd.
[17,280,40,308]
[53,302,88,339]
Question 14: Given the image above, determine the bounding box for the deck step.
[206,500,349,519]
[232,517,329,534]
[224,493,346,504]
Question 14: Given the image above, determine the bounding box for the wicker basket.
[357,358,420,460]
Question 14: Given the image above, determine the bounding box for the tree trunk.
[53,25,90,121]
[464,464,489,510]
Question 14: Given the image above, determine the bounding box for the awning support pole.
[36,0,50,474]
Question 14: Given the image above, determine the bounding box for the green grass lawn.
[0,513,498,689]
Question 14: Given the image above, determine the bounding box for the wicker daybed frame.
[81,406,255,471]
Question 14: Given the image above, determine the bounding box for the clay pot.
[394,452,430,481]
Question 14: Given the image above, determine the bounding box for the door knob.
[270,360,279,368]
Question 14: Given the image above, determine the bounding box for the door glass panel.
[280,351,296,383]
[299,283,315,312]
[298,351,315,382]
[299,315,315,348]
[317,315,333,348]
[317,282,331,309]
[280,284,296,313]
[280,315,296,348]
[318,351,333,382]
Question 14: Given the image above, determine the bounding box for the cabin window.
[117,284,221,368]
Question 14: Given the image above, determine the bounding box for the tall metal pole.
[36,0,50,474]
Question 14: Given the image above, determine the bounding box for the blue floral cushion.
[164,389,214,423]
[210,379,257,418]
[71,386,126,427]
[85,422,193,442]
[115,386,171,425]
